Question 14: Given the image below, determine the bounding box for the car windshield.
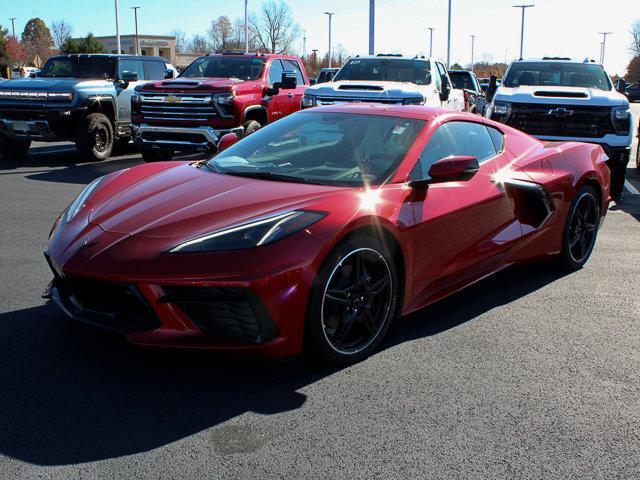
[180,56,265,80]
[503,62,612,90]
[208,112,425,187]
[39,57,116,79]
[333,58,431,85]
[449,71,475,90]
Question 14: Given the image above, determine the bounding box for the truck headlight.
[612,106,630,120]
[487,101,511,120]
[215,92,235,105]
[47,92,74,102]
[301,95,316,108]
[612,106,631,134]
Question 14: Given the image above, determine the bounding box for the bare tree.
[249,1,300,54]
[188,34,210,54]
[631,20,640,57]
[51,19,73,50]
[171,29,188,53]
[209,16,234,52]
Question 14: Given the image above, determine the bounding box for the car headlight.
[301,94,316,108]
[167,210,328,253]
[215,92,235,105]
[612,106,630,120]
[489,101,512,117]
[402,96,425,105]
[65,176,105,223]
[47,92,74,102]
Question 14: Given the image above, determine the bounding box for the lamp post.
[513,4,534,60]
[244,0,249,54]
[598,32,612,65]
[114,0,121,54]
[470,35,475,73]
[446,0,451,68]
[131,7,140,55]
[9,18,15,38]
[303,29,306,58]
[325,12,335,68]
[428,27,434,58]
[369,0,375,55]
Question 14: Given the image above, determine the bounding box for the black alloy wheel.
[93,124,109,153]
[559,185,600,270]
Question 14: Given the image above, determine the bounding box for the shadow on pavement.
[0,262,568,466]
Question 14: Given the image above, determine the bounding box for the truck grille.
[0,105,49,120]
[139,93,218,122]
[507,103,615,138]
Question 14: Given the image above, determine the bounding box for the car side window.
[434,63,442,90]
[268,59,284,86]
[283,59,305,85]
[486,125,504,152]
[118,59,144,80]
[412,121,497,180]
[143,60,166,80]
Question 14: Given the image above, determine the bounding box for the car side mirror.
[427,155,479,183]
[164,69,175,79]
[309,77,317,85]
[440,74,451,101]
[280,71,297,90]
[217,132,239,152]
[615,78,626,93]
[486,75,498,102]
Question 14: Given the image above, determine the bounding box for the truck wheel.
[75,113,114,162]
[141,149,174,162]
[0,136,31,158]
[243,120,262,137]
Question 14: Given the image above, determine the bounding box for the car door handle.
[287,93,294,98]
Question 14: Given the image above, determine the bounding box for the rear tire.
[0,136,31,158]
[75,113,113,162]
[558,185,600,271]
[141,149,174,162]
[243,120,262,137]
[305,235,400,365]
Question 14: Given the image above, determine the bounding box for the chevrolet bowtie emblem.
[548,107,574,117]
[165,95,182,103]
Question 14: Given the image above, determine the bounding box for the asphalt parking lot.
[0,104,639,479]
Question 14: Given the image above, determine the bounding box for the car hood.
[306,80,426,101]
[493,85,628,107]
[87,162,342,239]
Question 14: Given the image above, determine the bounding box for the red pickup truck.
[131,52,309,161]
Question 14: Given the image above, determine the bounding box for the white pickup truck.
[486,57,633,200]
[302,55,464,111]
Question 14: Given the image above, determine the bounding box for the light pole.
[470,35,475,73]
[428,27,434,58]
[131,7,140,55]
[312,48,318,73]
[513,4,534,60]
[9,18,15,38]
[303,29,307,58]
[244,0,249,54]
[325,12,334,68]
[369,0,375,55]
[446,0,451,68]
[114,0,121,54]
[598,32,612,65]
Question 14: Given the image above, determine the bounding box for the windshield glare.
[180,56,265,80]
[39,57,116,79]
[209,112,425,187]
[333,58,432,85]
[503,62,612,90]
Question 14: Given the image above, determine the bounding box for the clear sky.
[4,0,638,75]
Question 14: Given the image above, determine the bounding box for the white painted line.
[624,179,640,196]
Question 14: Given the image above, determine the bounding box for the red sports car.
[45,105,610,364]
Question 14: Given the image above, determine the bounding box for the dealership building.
[91,35,202,70]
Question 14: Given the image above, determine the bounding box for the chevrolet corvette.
[45,105,610,364]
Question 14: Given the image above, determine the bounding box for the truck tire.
[0,136,31,158]
[141,149,174,162]
[243,120,262,137]
[75,113,114,162]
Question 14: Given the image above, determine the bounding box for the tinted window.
[180,56,265,80]
[503,62,612,90]
[268,59,284,86]
[412,121,496,180]
[449,71,475,90]
[487,126,504,152]
[333,58,431,85]
[118,59,144,80]
[144,60,166,80]
[39,56,116,79]
[283,59,305,85]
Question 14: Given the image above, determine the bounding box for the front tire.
[305,236,400,365]
[75,113,114,162]
[141,149,175,162]
[558,185,600,270]
[0,136,31,158]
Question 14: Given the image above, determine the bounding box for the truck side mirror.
[439,74,451,101]
[217,133,239,152]
[120,71,138,88]
[280,71,297,90]
[309,77,317,85]
[486,75,498,102]
[615,79,626,93]
[164,69,175,79]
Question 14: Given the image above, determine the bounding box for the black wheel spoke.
[362,310,376,335]
[368,275,389,294]
[325,289,349,305]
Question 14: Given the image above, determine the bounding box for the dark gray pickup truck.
[0,54,170,161]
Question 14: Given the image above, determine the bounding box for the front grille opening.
[533,91,588,98]
[338,84,385,91]
[160,286,278,344]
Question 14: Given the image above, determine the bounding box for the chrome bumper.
[132,124,243,151]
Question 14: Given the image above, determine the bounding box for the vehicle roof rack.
[542,56,571,60]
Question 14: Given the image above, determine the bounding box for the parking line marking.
[624,180,640,196]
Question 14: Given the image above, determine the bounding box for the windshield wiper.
[225,170,327,185]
